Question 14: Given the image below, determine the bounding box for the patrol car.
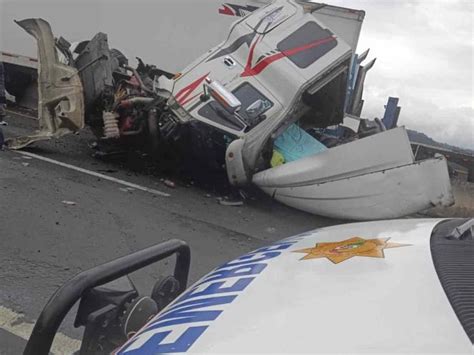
[24,218,474,354]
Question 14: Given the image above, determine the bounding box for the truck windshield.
[198,82,273,131]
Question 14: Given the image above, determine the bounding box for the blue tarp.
[274,123,327,163]
[382,97,400,129]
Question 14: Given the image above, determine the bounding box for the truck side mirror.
[204,77,241,114]
[246,99,271,119]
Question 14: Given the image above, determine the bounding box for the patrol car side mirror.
[204,77,241,114]
[24,239,191,355]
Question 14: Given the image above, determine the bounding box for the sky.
[337,0,474,150]
[1,0,473,149]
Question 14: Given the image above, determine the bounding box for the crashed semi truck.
[6,0,454,220]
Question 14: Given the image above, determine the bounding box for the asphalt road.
[0,111,342,353]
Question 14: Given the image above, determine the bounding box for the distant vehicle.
[24,218,474,354]
[6,0,454,220]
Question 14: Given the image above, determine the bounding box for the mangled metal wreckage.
[8,0,454,220]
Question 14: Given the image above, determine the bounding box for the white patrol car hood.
[117,219,473,354]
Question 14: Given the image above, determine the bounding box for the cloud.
[328,0,473,148]
[338,0,474,148]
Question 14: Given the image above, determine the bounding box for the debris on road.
[61,200,77,206]
[163,179,176,189]
[97,169,118,174]
[21,162,29,167]
[238,189,250,201]
[217,197,244,207]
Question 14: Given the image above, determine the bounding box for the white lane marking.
[5,109,37,120]
[16,151,171,197]
[0,305,81,354]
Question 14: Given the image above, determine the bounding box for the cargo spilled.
[3,0,455,220]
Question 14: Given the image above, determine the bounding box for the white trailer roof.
[0,51,38,69]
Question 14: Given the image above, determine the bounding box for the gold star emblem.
[293,237,409,264]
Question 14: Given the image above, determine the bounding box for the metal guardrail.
[412,142,474,182]
[1,51,38,69]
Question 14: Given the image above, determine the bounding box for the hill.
[407,129,474,156]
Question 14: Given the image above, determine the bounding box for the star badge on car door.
[293,237,409,264]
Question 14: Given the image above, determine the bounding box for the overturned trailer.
[6,0,454,220]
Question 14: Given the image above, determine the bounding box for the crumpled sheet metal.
[6,18,84,149]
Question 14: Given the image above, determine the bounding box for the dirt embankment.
[422,178,474,218]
